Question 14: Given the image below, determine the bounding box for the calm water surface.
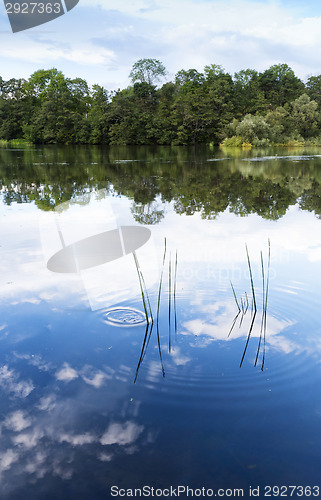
[1,145,321,498]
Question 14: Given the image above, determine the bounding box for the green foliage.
[129,58,166,86]
[0,60,320,146]
[220,135,243,147]
[265,107,288,141]
[258,63,305,109]
[233,69,266,116]
[175,68,205,88]
[290,94,320,138]
[306,75,321,106]
[235,115,271,145]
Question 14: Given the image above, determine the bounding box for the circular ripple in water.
[103,307,147,326]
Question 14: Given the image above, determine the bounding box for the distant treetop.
[129,58,167,86]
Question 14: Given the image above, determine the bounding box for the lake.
[1,144,321,499]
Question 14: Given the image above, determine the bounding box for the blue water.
[1,146,321,498]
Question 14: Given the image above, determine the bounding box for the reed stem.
[133,251,150,325]
[157,238,167,324]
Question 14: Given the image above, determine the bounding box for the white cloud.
[80,366,109,388]
[12,429,44,449]
[58,432,96,446]
[170,347,192,366]
[183,300,293,341]
[55,363,79,382]
[98,452,113,462]
[79,0,154,15]
[36,394,57,412]
[0,450,19,472]
[0,38,115,66]
[0,365,34,398]
[4,411,32,432]
[100,421,144,446]
[25,451,48,477]
[2,0,321,87]
[13,353,52,372]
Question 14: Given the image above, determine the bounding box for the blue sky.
[1,0,321,90]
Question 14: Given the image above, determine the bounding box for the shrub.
[236,114,271,143]
[220,135,242,147]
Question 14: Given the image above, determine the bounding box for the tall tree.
[171,68,208,144]
[306,75,321,106]
[84,84,110,144]
[0,78,29,139]
[129,58,166,86]
[233,69,266,116]
[290,94,320,138]
[203,64,235,143]
[258,63,305,108]
[22,69,89,143]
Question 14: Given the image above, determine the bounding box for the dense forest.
[2,58,321,146]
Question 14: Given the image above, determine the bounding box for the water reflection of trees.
[131,202,164,225]
[1,145,321,221]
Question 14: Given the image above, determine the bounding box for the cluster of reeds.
[134,238,178,382]
[229,239,271,370]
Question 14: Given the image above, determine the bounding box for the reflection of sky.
[2,191,321,358]
[0,336,148,494]
[181,299,304,357]
[2,185,321,495]
[2,196,321,302]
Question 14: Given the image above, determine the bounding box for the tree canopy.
[129,58,167,86]
[1,60,321,146]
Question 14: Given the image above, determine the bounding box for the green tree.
[84,84,110,144]
[23,68,65,99]
[175,68,205,88]
[233,69,266,116]
[154,82,177,144]
[235,114,271,145]
[0,78,30,140]
[171,71,209,144]
[203,65,235,143]
[108,83,158,145]
[129,58,166,86]
[258,63,305,108]
[265,107,289,142]
[290,94,320,138]
[306,75,321,106]
[22,69,91,144]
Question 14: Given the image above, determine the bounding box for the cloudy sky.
[1,0,321,90]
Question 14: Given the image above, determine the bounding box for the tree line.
[2,59,321,146]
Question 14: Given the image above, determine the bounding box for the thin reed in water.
[255,249,265,366]
[245,243,257,312]
[229,241,271,369]
[134,322,153,383]
[157,238,167,324]
[174,250,178,333]
[133,251,151,325]
[244,292,249,313]
[168,252,172,352]
[230,281,241,312]
[261,238,271,371]
[240,244,257,367]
